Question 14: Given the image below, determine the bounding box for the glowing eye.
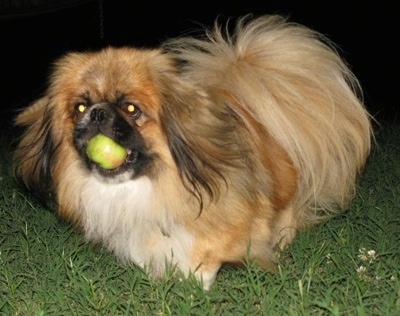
[123,102,141,119]
[77,104,87,113]
[126,104,135,113]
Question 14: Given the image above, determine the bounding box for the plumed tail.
[163,15,372,223]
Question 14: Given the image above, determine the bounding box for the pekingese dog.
[13,15,371,288]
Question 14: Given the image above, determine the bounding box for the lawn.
[1,123,399,315]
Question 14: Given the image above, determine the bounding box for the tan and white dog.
[14,15,371,288]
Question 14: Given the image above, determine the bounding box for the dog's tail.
[163,15,372,223]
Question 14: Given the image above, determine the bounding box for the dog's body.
[14,15,371,288]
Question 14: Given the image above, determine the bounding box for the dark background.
[1,0,398,133]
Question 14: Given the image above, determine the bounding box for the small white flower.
[367,250,377,263]
[357,248,377,263]
[356,265,367,274]
[358,248,368,261]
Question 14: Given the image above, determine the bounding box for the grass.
[1,123,399,315]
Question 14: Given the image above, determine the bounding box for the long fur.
[13,15,371,288]
[162,15,371,220]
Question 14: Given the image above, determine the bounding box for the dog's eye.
[75,103,87,113]
[126,104,136,113]
[122,102,141,119]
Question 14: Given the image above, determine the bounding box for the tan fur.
[13,15,371,288]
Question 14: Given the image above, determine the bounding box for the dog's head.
[13,47,237,206]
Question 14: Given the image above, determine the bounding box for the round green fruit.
[86,134,127,169]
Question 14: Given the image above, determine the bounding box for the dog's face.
[73,99,150,182]
[67,52,158,183]
[43,47,183,184]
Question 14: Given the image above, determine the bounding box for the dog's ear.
[13,97,57,204]
[158,86,233,209]
[159,99,218,209]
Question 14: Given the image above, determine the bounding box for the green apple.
[86,134,127,169]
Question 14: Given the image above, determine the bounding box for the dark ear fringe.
[13,107,58,207]
[159,87,232,209]
[166,124,225,210]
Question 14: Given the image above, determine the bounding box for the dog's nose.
[90,108,106,122]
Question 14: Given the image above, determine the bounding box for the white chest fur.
[79,175,193,276]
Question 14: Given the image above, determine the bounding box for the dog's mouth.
[87,147,141,175]
[73,103,151,180]
[125,148,139,164]
[83,139,150,181]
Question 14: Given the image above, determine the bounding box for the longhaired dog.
[13,15,371,288]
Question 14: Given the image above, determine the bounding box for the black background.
[1,0,398,133]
